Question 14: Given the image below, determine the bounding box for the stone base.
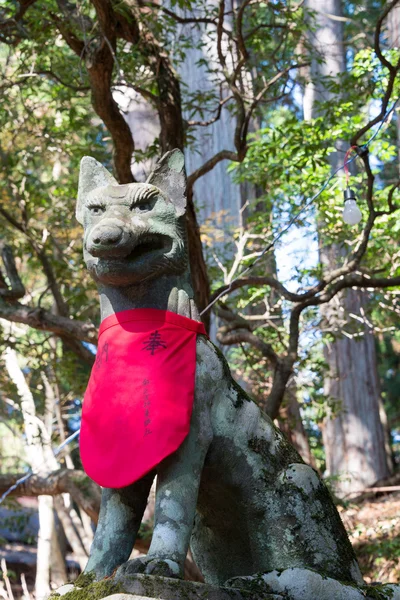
[112,574,283,600]
[54,569,400,600]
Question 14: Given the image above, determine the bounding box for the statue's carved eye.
[131,202,152,212]
[89,205,105,215]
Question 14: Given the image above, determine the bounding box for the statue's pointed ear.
[76,157,117,224]
[146,149,186,217]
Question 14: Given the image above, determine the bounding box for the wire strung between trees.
[0,99,398,505]
[200,97,400,317]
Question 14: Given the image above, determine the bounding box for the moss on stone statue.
[248,435,301,474]
[60,577,125,600]
[363,585,394,600]
[211,344,253,408]
[74,572,96,588]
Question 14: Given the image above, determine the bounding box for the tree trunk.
[303,0,392,495]
[278,387,316,468]
[36,495,55,600]
[4,348,60,597]
[389,3,400,172]
[173,2,313,461]
[50,520,68,589]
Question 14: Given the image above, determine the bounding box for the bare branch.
[18,70,90,92]
[350,3,400,145]
[113,81,159,104]
[373,0,400,72]
[187,150,239,192]
[242,62,309,141]
[210,275,316,304]
[0,300,97,343]
[0,470,100,523]
[51,13,85,56]
[216,305,279,366]
[376,180,400,215]
[187,94,234,128]
[139,1,217,25]
[217,0,227,71]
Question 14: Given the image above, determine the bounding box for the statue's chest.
[80,308,206,488]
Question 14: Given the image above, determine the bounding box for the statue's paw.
[116,556,182,579]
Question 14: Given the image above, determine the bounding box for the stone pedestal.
[109,574,283,600]
[108,575,283,600]
[55,571,400,600]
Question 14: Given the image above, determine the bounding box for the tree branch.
[187,150,239,192]
[139,1,216,25]
[0,0,38,32]
[53,3,136,184]
[216,305,278,366]
[373,0,400,73]
[350,1,400,145]
[21,70,90,92]
[187,94,234,128]
[0,470,100,524]
[0,300,97,343]
[0,245,25,299]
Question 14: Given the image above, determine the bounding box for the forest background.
[0,0,399,598]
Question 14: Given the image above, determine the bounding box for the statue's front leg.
[84,469,155,581]
[117,396,213,580]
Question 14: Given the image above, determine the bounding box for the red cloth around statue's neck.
[80,308,207,488]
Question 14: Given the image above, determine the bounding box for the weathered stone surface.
[228,568,400,600]
[111,574,283,600]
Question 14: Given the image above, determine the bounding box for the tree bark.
[303,0,392,495]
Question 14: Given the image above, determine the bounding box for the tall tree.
[303,0,392,494]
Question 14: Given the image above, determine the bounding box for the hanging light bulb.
[342,188,362,225]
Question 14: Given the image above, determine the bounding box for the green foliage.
[208,5,400,439]
[0,33,108,457]
[0,0,399,501]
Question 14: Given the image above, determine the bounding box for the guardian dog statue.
[74,149,363,593]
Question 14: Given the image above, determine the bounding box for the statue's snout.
[86,222,132,258]
[92,225,122,246]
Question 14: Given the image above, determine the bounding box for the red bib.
[80,308,206,488]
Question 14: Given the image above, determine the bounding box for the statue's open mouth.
[125,234,172,261]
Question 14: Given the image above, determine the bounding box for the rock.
[55,584,78,596]
[103,596,162,600]
[229,568,400,600]
[381,585,400,599]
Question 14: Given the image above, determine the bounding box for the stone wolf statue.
[75,149,363,592]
